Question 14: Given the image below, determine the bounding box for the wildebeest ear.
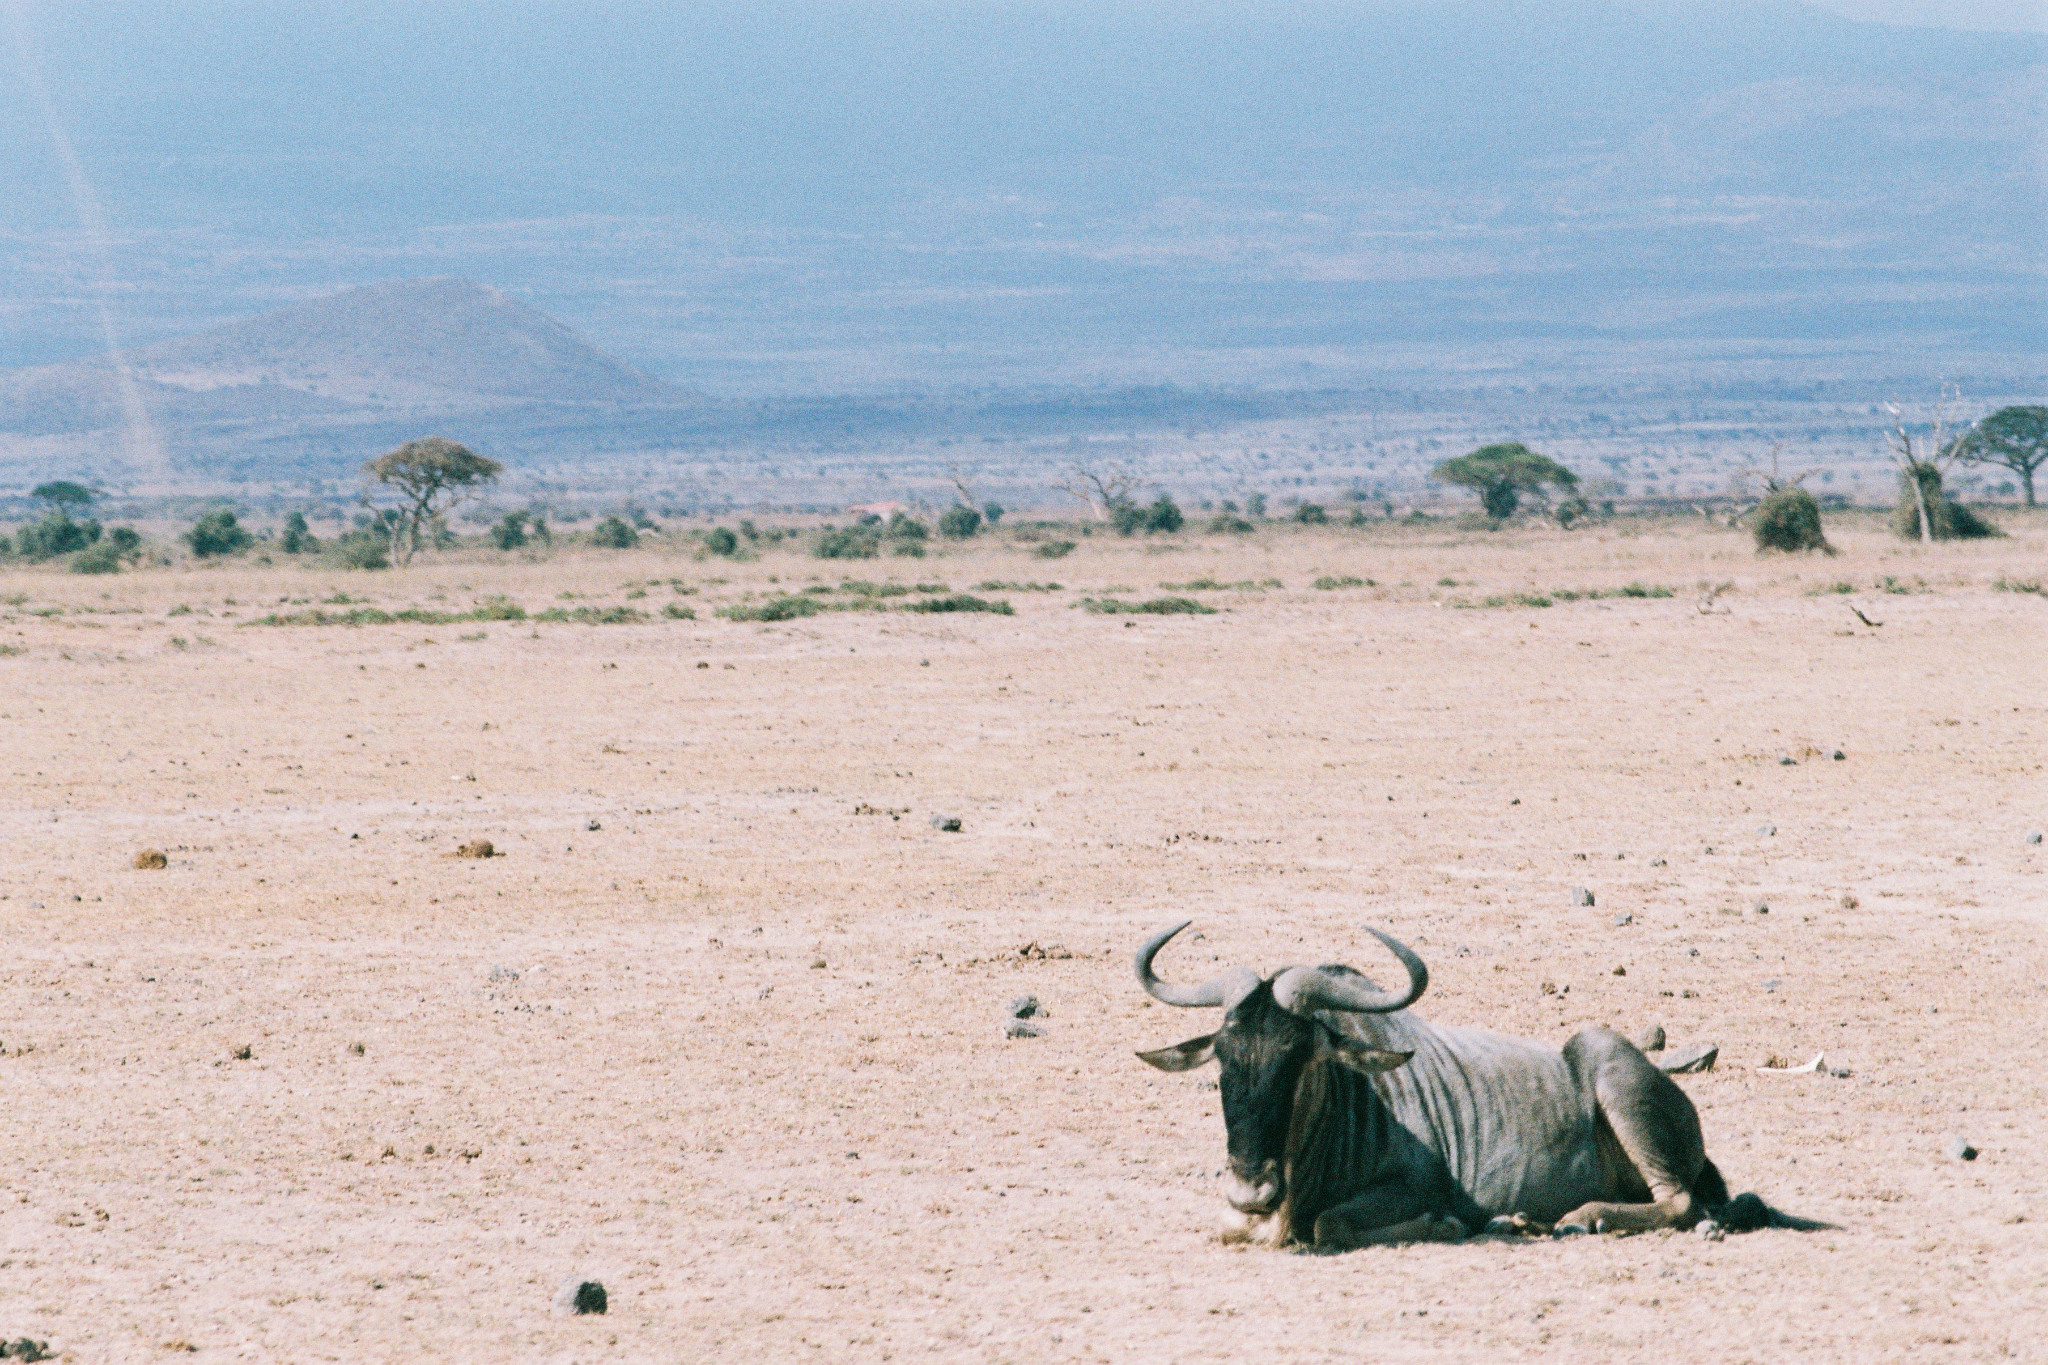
[1323,1032,1413,1074]
[1136,1034,1217,1071]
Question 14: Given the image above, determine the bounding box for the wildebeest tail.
[1696,1161,1833,1232]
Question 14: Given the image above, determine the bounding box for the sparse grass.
[718,595,824,622]
[1161,577,1282,591]
[0,644,23,657]
[900,594,1014,615]
[1806,581,1859,596]
[1312,575,1375,590]
[1035,539,1077,559]
[1993,575,2042,594]
[975,580,1063,592]
[1876,575,1925,595]
[663,602,697,619]
[1079,595,1216,615]
[245,599,648,627]
[534,605,647,624]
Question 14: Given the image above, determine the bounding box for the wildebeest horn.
[1134,920,1262,1009]
[1270,927,1429,1015]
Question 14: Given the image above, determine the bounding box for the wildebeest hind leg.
[1557,1029,1710,1235]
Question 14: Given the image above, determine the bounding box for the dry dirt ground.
[2,517,2045,1363]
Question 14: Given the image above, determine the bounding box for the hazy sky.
[1807,0,2046,29]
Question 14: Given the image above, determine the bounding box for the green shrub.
[939,505,982,538]
[975,580,1062,591]
[186,509,252,558]
[718,595,823,622]
[1993,575,2042,594]
[1891,467,2000,540]
[1206,513,1254,534]
[1110,500,1147,535]
[490,511,530,550]
[590,515,639,549]
[105,526,141,556]
[815,528,879,559]
[1294,503,1328,525]
[982,502,1004,525]
[534,605,647,624]
[1080,595,1216,615]
[885,512,928,543]
[279,512,317,554]
[15,512,98,560]
[1312,575,1373,590]
[326,530,390,569]
[705,526,740,556]
[1036,539,1076,558]
[1618,582,1674,598]
[1144,496,1184,533]
[472,597,527,620]
[663,601,697,619]
[1753,487,1831,553]
[901,593,1013,614]
[71,540,123,574]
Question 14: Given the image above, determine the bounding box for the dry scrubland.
[1,516,2045,1363]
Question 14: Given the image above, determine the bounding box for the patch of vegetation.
[70,541,124,574]
[1806,581,1858,596]
[534,604,646,624]
[15,512,100,560]
[326,530,391,570]
[1753,486,1832,553]
[663,602,697,619]
[975,580,1063,592]
[490,510,535,550]
[1205,513,1254,534]
[1162,577,1282,591]
[814,527,880,559]
[1615,582,1674,598]
[1891,467,1999,541]
[900,593,1014,614]
[1875,575,1926,596]
[186,509,253,558]
[1993,575,2043,594]
[1035,539,1077,558]
[1312,575,1374,590]
[280,512,318,554]
[1294,503,1328,524]
[704,526,740,556]
[718,595,824,622]
[938,505,982,538]
[1079,595,1216,615]
[589,515,639,549]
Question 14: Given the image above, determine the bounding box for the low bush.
[938,505,982,538]
[589,515,638,549]
[976,580,1062,592]
[186,509,252,558]
[15,512,98,560]
[1079,595,1216,615]
[815,528,880,559]
[1891,467,2000,540]
[1205,513,1254,534]
[71,540,124,574]
[1312,575,1374,589]
[534,604,646,624]
[1035,540,1077,558]
[901,593,1013,614]
[327,531,391,570]
[718,595,823,622]
[489,511,530,550]
[1144,496,1184,533]
[1753,487,1831,553]
[704,527,740,556]
[1294,503,1328,525]
[663,601,697,619]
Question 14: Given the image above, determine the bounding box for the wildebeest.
[1135,920,1782,1247]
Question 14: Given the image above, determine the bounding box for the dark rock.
[1004,1019,1044,1039]
[1832,750,1846,761]
[2028,831,2043,846]
[1613,912,1633,926]
[1572,887,1595,907]
[930,815,963,832]
[1757,824,1777,837]
[1007,994,1041,1019]
[585,819,602,831]
[1659,1043,1718,1074]
[1754,900,1770,915]
[1947,1137,1978,1162]
[1778,756,1795,766]
[554,1276,608,1315]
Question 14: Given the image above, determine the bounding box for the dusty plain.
[2,516,2045,1363]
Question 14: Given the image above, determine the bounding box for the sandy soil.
[2,517,2045,1363]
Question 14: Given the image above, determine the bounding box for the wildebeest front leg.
[1313,1185,1466,1249]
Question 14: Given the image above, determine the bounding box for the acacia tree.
[32,481,94,511]
[364,437,502,564]
[1431,443,1578,521]
[1953,405,2048,508]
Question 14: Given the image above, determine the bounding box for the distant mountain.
[0,280,692,476]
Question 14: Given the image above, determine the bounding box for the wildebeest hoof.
[1486,1213,1547,1237]
[1552,1222,1589,1238]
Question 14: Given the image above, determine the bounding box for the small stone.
[1612,912,1633,927]
[930,815,962,832]
[1650,858,1667,867]
[1660,1043,1718,1074]
[553,1276,608,1315]
[1007,994,1041,1019]
[1757,824,1776,837]
[1635,1025,1666,1053]
[810,957,828,970]
[488,965,519,983]
[1762,978,1780,992]
[132,849,168,870]
[454,838,495,858]
[348,1041,365,1055]
[1827,1065,1853,1079]
[585,820,602,831]
[1753,900,1770,915]
[2028,831,2043,846]
[1572,887,1595,907]
[1832,750,1846,761]
[1840,894,1859,909]
[757,985,774,999]
[230,1044,253,1060]
[1611,965,1626,976]
[1696,1219,1725,1241]
[1004,1019,1043,1039]
[1946,1137,1978,1162]
[1778,756,1795,766]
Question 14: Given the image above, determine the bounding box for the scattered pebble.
[585,820,602,831]
[1832,750,1846,761]
[1008,994,1041,1019]
[2028,831,2043,846]
[1613,912,1633,927]
[1753,900,1770,915]
[1777,756,1795,766]
[230,1044,252,1061]
[1762,978,1780,992]
[810,957,828,970]
[488,965,519,983]
[1947,1137,1978,1162]
[348,1041,365,1055]
[1016,942,1073,960]
[1757,824,1776,837]
[1572,887,1595,907]
[1611,965,1626,976]
[553,1276,608,1315]
[1840,894,1859,909]
[930,815,963,832]
[132,849,167,870]
[453,838,496,859]
[1004,1019,1044,1039]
